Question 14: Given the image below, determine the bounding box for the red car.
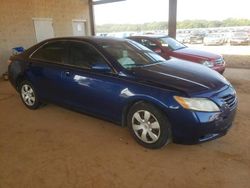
[128,35,225,74]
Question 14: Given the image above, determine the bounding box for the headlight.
[202,60,214,68]
[174,96,220,112]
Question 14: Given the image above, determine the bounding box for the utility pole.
[89,0,95,36]
[168,0,177,38]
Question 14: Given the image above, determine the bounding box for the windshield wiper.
[123,63,145,68]
[175,46,186,50]
[153,60,166,63]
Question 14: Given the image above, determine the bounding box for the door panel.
[27,62,65,103]
[28,41,68,102]
[61,67,125,121]
[59,41,128,121]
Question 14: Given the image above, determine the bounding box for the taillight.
[7,60,12,64]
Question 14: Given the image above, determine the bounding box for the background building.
[0,0,90,75]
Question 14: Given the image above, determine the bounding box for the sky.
[94,0,250,25]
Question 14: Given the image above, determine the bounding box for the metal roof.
[93,0,126,5]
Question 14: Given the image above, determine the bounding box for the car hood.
[132,59,229,95]
[173,47,221,61]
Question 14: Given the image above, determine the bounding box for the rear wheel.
[127,102,171,149]
[19,81,41,109]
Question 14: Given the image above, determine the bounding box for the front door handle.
[65,71,70,77]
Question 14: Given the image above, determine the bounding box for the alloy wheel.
[21,84,36,106]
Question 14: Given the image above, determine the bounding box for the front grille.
[221,94,237,109]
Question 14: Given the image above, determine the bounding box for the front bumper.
[204,40,224,45]
[230,40,249,45]
[168,86,237,144]
[172,107,236,144]
[212,65,225,74]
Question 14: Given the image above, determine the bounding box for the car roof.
[129,34,168,39]
[24,36,133,58]
[41,36,129,45]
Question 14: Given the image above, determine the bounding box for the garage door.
[33,18,55,43]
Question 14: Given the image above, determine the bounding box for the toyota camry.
[8,37,237,149]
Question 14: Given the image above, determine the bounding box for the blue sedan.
[8,37,237,149]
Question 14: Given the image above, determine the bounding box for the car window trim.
[29,39,117,74]
[29,41,67,65]
[67,40,117,74]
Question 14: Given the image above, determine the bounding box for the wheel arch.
[15,74,29,91]
[121,96,169,127]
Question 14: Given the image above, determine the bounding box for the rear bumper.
[8,64,17,89]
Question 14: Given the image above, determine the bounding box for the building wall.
[0,0,90,75]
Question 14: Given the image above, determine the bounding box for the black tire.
[127,102,171,149]
[19,80,41,110]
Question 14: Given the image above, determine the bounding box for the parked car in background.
[203,33,225,46]
[247,30,250,38]
[176,34,190,43]
[189,31,206,44]
[230,32,249,45]
[8,37,237,149]
[128,35,226,74]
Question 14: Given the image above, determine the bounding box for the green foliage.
[177,18,250,29]
[96,22,168,33]
[223,18,250,27]
[96,18,250,33]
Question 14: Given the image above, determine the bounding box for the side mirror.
[154,48,162,54]
[91,62,111,73]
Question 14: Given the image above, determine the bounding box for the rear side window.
[31,41,67,64]
[69,42,107,69]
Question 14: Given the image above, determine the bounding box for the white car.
[203,33,225,46]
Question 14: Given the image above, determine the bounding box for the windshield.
[157,37,186,51]
[98,40,166,69]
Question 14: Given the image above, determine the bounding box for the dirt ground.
[0,68,250,188]
[224,55,250,69]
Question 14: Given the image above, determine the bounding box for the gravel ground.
[0,68,249,188]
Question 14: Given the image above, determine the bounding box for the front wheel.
[19,81,41,109]
[127,102,171,149]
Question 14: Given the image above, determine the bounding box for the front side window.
[31,41,67,63]
[69,42,108,69]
